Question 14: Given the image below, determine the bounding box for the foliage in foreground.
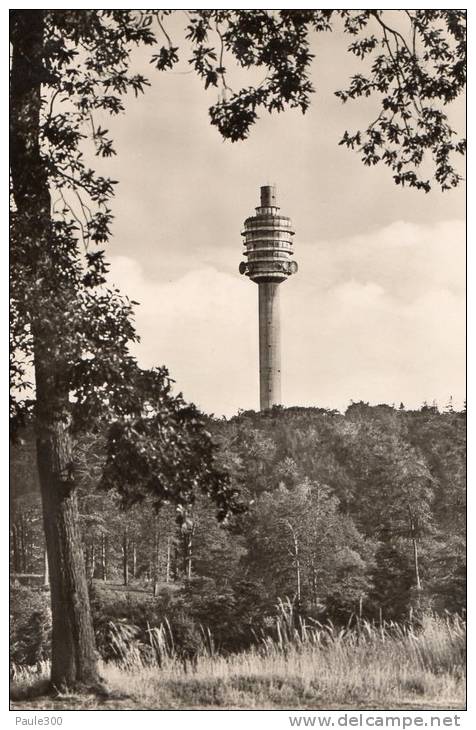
[11,613,465,709]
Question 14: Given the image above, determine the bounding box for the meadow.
[11,613,465,711]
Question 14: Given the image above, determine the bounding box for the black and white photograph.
[9,5,467,718]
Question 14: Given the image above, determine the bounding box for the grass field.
[11,613,465,710]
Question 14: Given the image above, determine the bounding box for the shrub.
[89,581,172,660]
[10,586,51,668]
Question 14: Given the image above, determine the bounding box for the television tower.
[239,185,298,411]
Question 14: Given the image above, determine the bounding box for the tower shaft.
[239,185,297,411]
[258,282,281,410]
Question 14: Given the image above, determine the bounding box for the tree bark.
[10,10,100,691]
[36,419,100,689]
[36,415,100,689]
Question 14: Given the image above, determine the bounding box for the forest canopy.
[11,401,466,661]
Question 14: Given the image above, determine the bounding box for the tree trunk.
[166,537,171,584]
[19,510,27,573]
[10,10,100,691]
[11,522,21,573]
[100,535,107,582]
[412,532,422,612]
[132,542,137,579]
[407,507,422,603]
[43,547,49,587]
[412,536,421,591]
[89,543,96,580]
[311,566,318,608]
[122,528,129,586]
[85,545,90,578]
[295,551,301,608]
[36,416,100,688]
[173,543,179,582]
[185,528,194,580]
[36,426,100,689]
[28,530,35,575]
[153,518,159,596]
[285,520,301,610]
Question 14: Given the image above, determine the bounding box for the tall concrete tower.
[239,185,298,411]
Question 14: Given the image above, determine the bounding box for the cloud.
[109,257,259,415]
[108,218,465,416]
[296,219,465,300]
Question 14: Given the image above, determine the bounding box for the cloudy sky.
[95,13,465,416]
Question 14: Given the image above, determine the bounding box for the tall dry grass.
[11,611,465,710]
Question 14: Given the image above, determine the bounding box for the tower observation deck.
[239,185,298,411]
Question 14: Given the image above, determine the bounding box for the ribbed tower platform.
[239,186,298,411]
